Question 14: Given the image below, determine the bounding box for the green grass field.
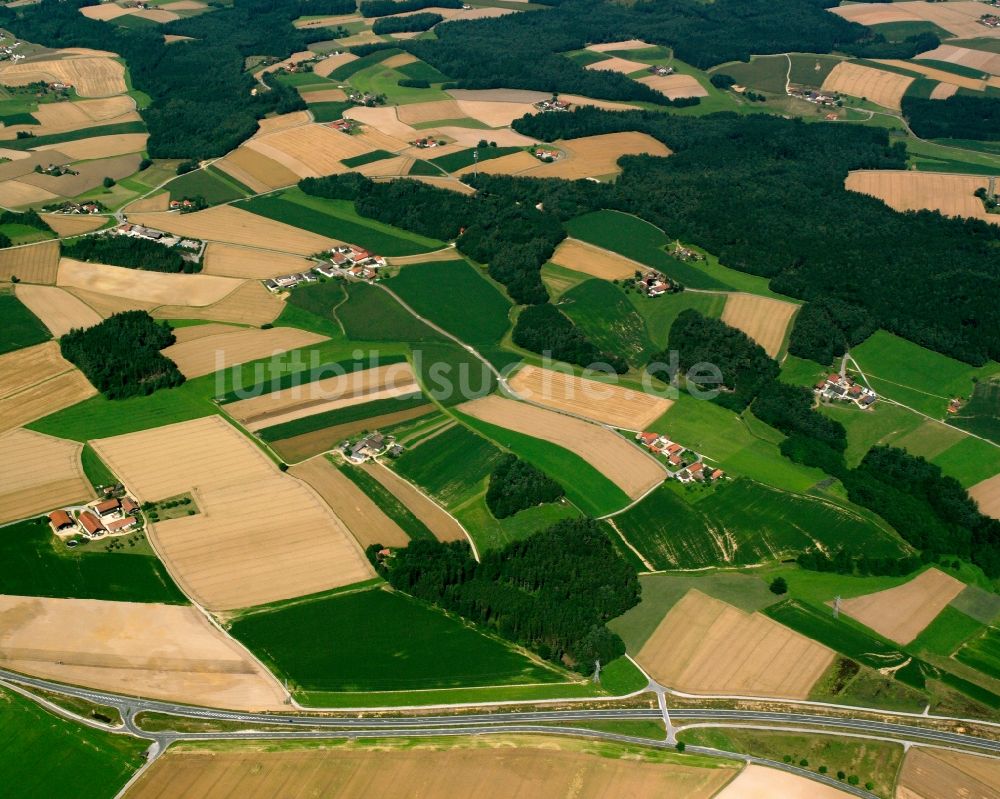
[341,149,395,168]
[951,584,1000,624]
[910,606,985,657]
[429,145,522,173]
[627,289,726,350]
[0,686,147,799]
[560,279,655,365]
[928,434,1000,488]
[280,278,347,338]
[230,587,565,693]
[956,627,1000,681]
[0,517,187,604]
[240,188,444,256]
[309,100,353,123]
[615,479,907,570]
[388,259,512,345]
[409,341,497,406]
[710,54,789,93]
[787,54,844,86]
[167,167,250,204]
[951,378,1000,445]
[871,20,951,42]
[80,443,117,491]
[0,291,50,355]
[259,393,427,441]
[337,282,446,342]
[393,423,503,506]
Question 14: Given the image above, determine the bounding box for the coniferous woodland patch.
[371,12,442,34]
[62,235,194,274]
[60,312,184,400]
[485,454,565,519]
[901,94,1000,142]
[513,304,628,374]
[361,0,459,17]
[369,518,640,671]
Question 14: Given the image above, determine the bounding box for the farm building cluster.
[45,200,105,215]
[340,432,403,464]
[815,372,878,409]
[533,147,561,162]
[980,13,1000,28]
[0,39,24,63]
[636,431,725,483]
[789,87,841,107]
[265,245,387,291]
[671,243,705,262]
[534,97,571,113]
[48,493,141,543]
[635,270,682,297]
[411,137,442,149]
[112,222,205,262]
[648,65,674,77]
[330,118,358,134]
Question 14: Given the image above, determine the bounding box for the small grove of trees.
[368,518,640,672]
[371,11,442,34]
[796,546,922,578]
[60,311,185,399]
[61,234,194,274]
[513,304,628,374]
[902,94,1000,141]
[485,454,565,519]
[361,0,459,17]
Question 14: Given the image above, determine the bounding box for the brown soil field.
[720,293,799,357]
[214,147,299,193]
[66,286,156,317]
[455,99,537,128]
[526,132,671,180]
[153,279,284,327]
[363,460,468,542]
[0,179,60,207]
[875,58,1000,91]
[637,73,709,100]
[0,428,92,524]
[244,123,374,178]
[299,88,348,103]
[970,472,1000,520]
[930,82,960,100]
[225,362,417,431]
[839,568,966,644]
[509,365,671,430]
[585,56,649,75]
[895,747,1000,799]
[269,402,436,463]
[0,151,70,182]
[845,170,993,223]
[124,737,737,799]
[40,213,108,236]
[0,55,127,97]
[397,99,466,126]
[459,395,664,499]
[588,39,651,52]
[163,34,194,43]
[0,342,96,434]
[80,3,133,20]
[20,153,143,197]
[91,416,375,611]
[345,106,420,141]
[125,192,170,213]
[289,456,410,548]
[313,52,358,77]
[381,53,417,69]
[434,124,535,147]
[0,594,288,710]
[549,237,646,280]
[821,61,913,110]
[202,242,314,279]
[0,240,59,283]
[128,206,338,254]
[57,258,243,307]
[13,283,102,336]
[917,44,1000,76]
[37,132,149,160]
[160,327,326,379]
[637,589,835,699]
[170,323,243,344]
[714,764,853,799]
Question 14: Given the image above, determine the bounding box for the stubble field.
[549,237,647,280]
[0,427,92,524]
[846,170,994,223]
[895,746,1000,799]
[0,341,96,434]
[970,472,1000,520]
[821,61,913,110]
[201,242,315,279]
[57,258,244,307]
[152,280,284,327]
[13,284,102,336]
[160,327,326,379]
[720,293,799,357]
[0,240,59,283]
[0,55,127,96]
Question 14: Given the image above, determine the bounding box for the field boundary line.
[604,518,653,570]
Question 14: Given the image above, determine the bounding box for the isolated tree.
[769,576,788,595]
[102,176,115,188]
[675,742,685,752]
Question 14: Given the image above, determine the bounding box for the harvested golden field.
[129,206,338,254]
[435,124,534,147]
[382,53,417,69]
[455,98,537,128]
[153,279,284,327]
[839,568,966,644]
[0,151,69,181]
[585,56,649,75]
[556,93,641,112]
[0,56,127,97]
[214,147,299,193]
[459,395,664,499]
[448,88,549,103]
[40,213,107,236]
[270,402,436,463]
[896,747,1000,799]
[125,192,170,213]
[162,0,208,9]
[345,105,420,141]
[917,44,1000,76]
[91,416,375,611]
[970,472,1000,520]
[81,3,133,20]
[13,284,102,336]
[720,293,798,357]
[37,132,149,160]
[549,237,646,280]
[66,286,156,316]
[0,179,60,207]
[526,132,671,179]
[845,170,994,223]
[22,151,140,197]
[299,88,347,103]
[510,365,671,430]
[0,95,139,140]
[392,174,477,194]
[252,110,312,137]
[0,428,91,524]
[362,460,467,543]
[930,82,960,100]
[588,39,650,52]
[170,323,242,344]
[132,8,180,22]
[0,595,288,710]
[638,73,709,100]
[202,242,314,279]
[245,123,373,177]
[57,258,243,307]
[294,12,359,29]
[353,127,410,154]
[164,34,194,43]
[875,58,1000,91]
[313,52,358,77]
[898,1,1000,39]
[715,764,853,799]
[0,240,59,283]
[226,362,418,431]
[0,342,96,434]
[125,737,737,799]
[289,456,410,548]
[388,248,461,266]
[397,99,466,126]
[357,155,412,177]
[821,61,913,110]
[637,589,835,699]
[161,327,326,379]
[455,149,541,177]
[829,3,916,27]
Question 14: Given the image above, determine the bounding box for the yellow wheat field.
[917,44,1000,77]
[0,179,60,207]
[152,279,285,326]
[720,293,799,357]
[299,88,348,104]
[549,237,646,280]
[244,122,373,177]
[397,99,466,126]
[91,416,376,611]
[930,82,960,100]
[970,472,1000,520]
[637,73,709,100]
[0,56,127,97]
[66,286,156,317]
[526,132,671,180]
[202,242,315,279]
[161,327,327,379]
[834,1,1000,39]
[821,61,913,110]
[0,240,60,283]
[125,192,170,213]
[80,3,133,20]
[57,258,243,307]
[313,52,358,77]
[637,590,835,699]
[585,56,649,75]
[0,428,92,524]
[214,147,300,193]
[0,342,97,434]
[588,39,651,52]
[845,170,995,223]
[13,284,102,336]
[41,213,108,236]
[0,96,138,140]
[37,132,148,160]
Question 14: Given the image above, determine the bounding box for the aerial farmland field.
[559,279,656,364]
[0,289,50,354]
[0,428,92,523]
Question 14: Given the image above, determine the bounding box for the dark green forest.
[902,94,1000,141]
[486,454,565,519]
[361,0,460,17]
[62,235,194,273]
[371,12,442,34]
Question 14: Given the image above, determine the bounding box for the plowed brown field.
[362,461,468,543]
[0,428,92,524]
[714,765,853,799]
[970,472,1000,520]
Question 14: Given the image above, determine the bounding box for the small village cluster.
[340,432,403,464]
[411,137,442,149]
[46,200,105,215]
[533,96,571,113]
[34,162,78,177]
[814,372,878,409]
[533,146,561,162]
[348,90,384,107]
[635,270,681,297]
[0,39,24,63]
[636,431,725,483]
[330,118,358,134]
[670,243,705,262]
[48,491,141,544]
[789,87,841,107]
[114,221,205,260]
[168,197,205,212]
[265,244,387,291]
[648,65,674,77]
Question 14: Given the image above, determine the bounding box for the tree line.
[371,12,442,34]
[368,518,640,672]
[361,0,460,17]
[62,235,195,273]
